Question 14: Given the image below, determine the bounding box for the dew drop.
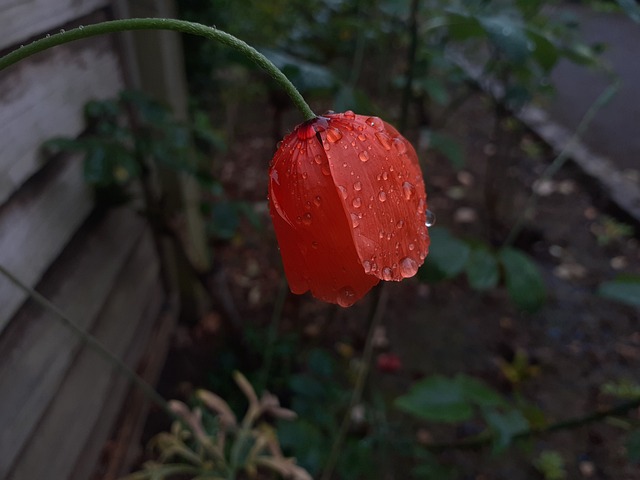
[303,213,312,225]
[352,181,362,191]
[327,127,343,143]
[399,257,419,278]
[337,286,356,307]
[375,132,392,150]
[60,28,65,33]
[402,181,415,200]
[426,209,436,227]
[382,267,394,281]
[302,172,308,179]
[363,260,372,273]
[314,154,323,165]
[408,243,415,251]
[378,191,387,202]
[311,241,319,249]
[366,116,384,131]
[344,110,356,119]
[393,137,408,154]
[321,164,331,176]
[350,213,360,228]
[314,195,322,206]
[358,151,369,162]
[396,220,404,229]
[382,171,389,181]
[379,230,385,239]
[338,185,348,199]
[417,198,426,214]
[357,133,367,141]
[352,197,362,208]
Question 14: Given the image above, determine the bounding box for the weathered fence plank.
[8,230,161,480]
[0,206,146,478]
[0,0,108,50]
[0,35,123,204]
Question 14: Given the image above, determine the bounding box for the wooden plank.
[0,0,108,50]
[85,292,179,480]
[0,207,146,479]
[0,158,93,332]
[8,230,161,480]
[0,34,124,204]
[71,291,177,480]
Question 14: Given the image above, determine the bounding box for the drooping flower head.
[269,111,430,307]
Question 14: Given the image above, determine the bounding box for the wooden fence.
[0,0,196,477]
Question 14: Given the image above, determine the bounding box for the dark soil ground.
[136,91,640,480]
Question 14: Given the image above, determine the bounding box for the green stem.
[0,18,316,121]
[425,396,640,452]
[320,284,389,480]
[503,80,619,246]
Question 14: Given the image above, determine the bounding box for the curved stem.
[0,18,316,121]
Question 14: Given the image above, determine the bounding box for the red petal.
[269,120,379,307]
[320,112,430,281]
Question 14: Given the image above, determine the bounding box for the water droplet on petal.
[353,181,362,191]
[327,127,343,143]
[417,198,426,214]
[399,257,419,278]
[322,164,331,176]
[402,181,415,200]
[393,137,408,154]
[366,116,384,131]
[338,185,348,199]
[409,243,415,251]
[303,213,312,225]
[378,191,387,202]
[337,286,356,307]
[363,260,372,273]
[357,133,367,141]
[396,220,404,229]
[375,132,392,150]
[358,151,369,162]
[302,172,308,179]
[382,267,394,281]
[351,213,360,228]
[311,241,319,249]
[352,197,362,208]
[314,195,322,206]
[426,209,436,227]
[314,154,323,164]
[344,110,356,119]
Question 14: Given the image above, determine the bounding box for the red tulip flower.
[268,111,430,307]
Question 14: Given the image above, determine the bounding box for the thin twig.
[0,263,172,415]
[257,278,288,394]
[320,284,389,480]
[425,396,640,452]
[503,80,619,246]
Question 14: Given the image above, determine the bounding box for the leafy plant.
[419,227,547,312]
[125,372,311,480]
[533,450,567,480]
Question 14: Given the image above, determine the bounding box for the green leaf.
[394,374,505,423]
[598,275,640,307]
[483,409,529,452]
[395,375,474,423]
[616,0,640,23]
[478,15,530,64]
[465,247,499,291]
[419,227,471,282]
[427,132,465,169]
[627,430,640,463]
[526,30,560,72]
[498,247,546,312]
